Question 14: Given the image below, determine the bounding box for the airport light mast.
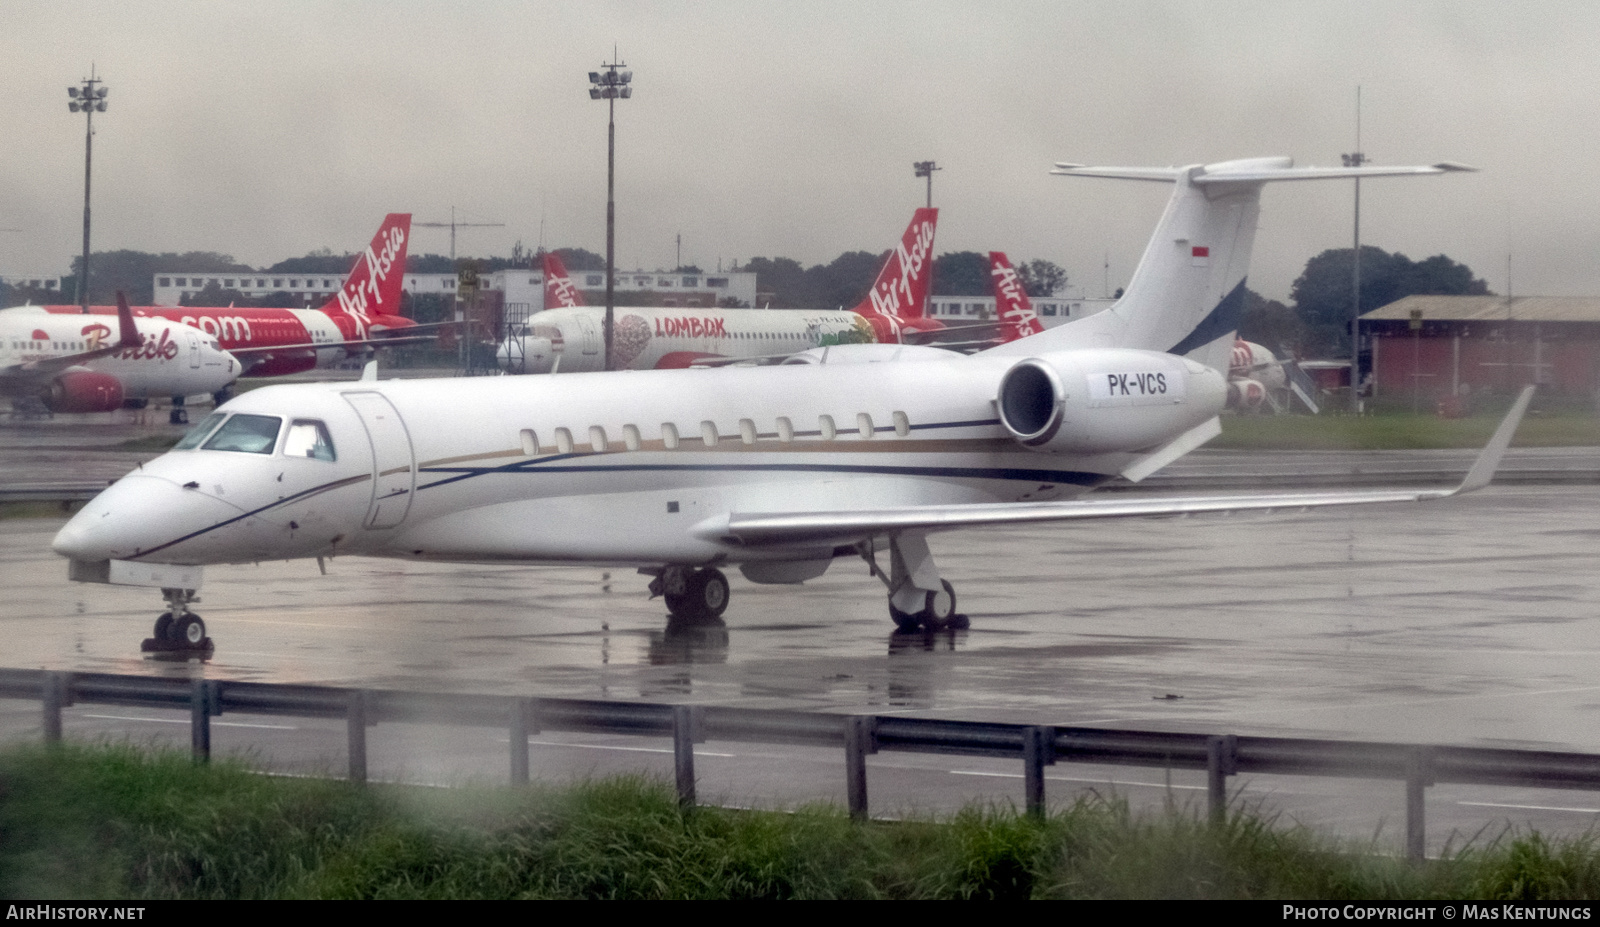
[914,160,940,209]
[1342,87,1366,413]
[67,68,107,315]
[589,54,632,371]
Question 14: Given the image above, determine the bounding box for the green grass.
[7,743,1600,899]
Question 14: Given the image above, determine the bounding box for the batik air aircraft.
[991,250,1289,411]
[1,294,238,414]
[497,209,942,373]
[39,214,419,379]
[55,156,1509,652]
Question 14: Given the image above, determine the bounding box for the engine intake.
[46,370,125,414]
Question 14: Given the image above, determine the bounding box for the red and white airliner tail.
[542,253,587,308]
[988,252,1045,343]
[322,212,412,328]
[34,214,414,378]
[850,207,941,341]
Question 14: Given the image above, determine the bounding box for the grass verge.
[5,743,1600,899]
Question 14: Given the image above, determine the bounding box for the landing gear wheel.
[665,568,730,622]
[172,614,206,647]
[153,612,173,640]
[888,580,959,632]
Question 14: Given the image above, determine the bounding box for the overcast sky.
[3,1,1597,302]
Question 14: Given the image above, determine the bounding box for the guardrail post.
[347,689,368,784]
[673,705,699,809]
[1406,748,1433,861]
[1024,726,1055,819]
[41,672,64,745]
[1207,735,1238,825]
[509,698,535,786]
[845,715,877,822]
[190,679,214,763]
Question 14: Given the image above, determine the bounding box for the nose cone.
[53,473,244,564]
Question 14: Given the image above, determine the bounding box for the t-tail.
[984,157,1474,370]
[988,251,1044,343]
[542,252,587,308]
[322,213,411,325]
[851,207,939,334]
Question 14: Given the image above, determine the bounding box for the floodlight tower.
[913,161,940,209]
[1342,87,1367,412]
[589,53,632,371]
[67,68,108,314]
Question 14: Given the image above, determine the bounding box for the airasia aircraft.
[498,209,942,372]
[39,214,418,381]
[1,294,237,415]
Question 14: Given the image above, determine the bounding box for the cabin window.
[857,413,874,439]
[661,423,679,450]
[622,424,641,451]
[819,415,836,441]
[554,427,574,455]
[174,412,229,450]
[589,426,608,453]
[202,413,282,455]
[283,420,336,461]
[776,416,794,443]
[893,411,910,437]
[701,421,719,447]
[739,418,757,445]
[520,429,539,456]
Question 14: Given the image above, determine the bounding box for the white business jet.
[54,156,1515,653]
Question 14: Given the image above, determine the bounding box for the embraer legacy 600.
[55,156,1520,653]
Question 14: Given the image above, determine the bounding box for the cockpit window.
[174,412,228,450]
[202,414,282,454]
[283,420,336,461]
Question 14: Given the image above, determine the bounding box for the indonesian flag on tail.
[988,252,1044,343]
[542,253,587,308]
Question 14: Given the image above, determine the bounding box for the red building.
[1362,296,1600,405]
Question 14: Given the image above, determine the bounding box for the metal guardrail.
[7,668,1600,859]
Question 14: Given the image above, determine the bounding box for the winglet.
[114,291,142,350]
[1455,386,1535,495]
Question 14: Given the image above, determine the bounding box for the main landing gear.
[141,587,214,656]
[648,565,730,623]
[862,533,969,633]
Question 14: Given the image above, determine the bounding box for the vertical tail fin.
[988,252,1044,342]
[542,252,587,308]
[850,207,938,320]
[321,213,411,321]
[984,158,1472,371]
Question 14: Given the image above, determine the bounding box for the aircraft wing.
[699,386,1533,548]
[1,293,143,381]
[227,332,440,359]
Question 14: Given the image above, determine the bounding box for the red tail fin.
[989,252,1044,342]
[542,252,587,308]
[322,213,411,321]
[851,208,938,319]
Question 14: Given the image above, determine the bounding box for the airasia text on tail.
[860,207,937,319]
[332,214,410,322]
[988,252,1044,342]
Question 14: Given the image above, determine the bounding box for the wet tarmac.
[4,482,1600,852]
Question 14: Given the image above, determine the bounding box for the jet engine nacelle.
[996,349,1226,454]
[1227,377,1267,412]
[45,370,125,413]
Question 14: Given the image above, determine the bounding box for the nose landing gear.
[141,587,214,655]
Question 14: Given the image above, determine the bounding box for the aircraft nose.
[53,473,244,563]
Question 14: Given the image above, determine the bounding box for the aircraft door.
[186,330,201,369]
[342,391,416,529]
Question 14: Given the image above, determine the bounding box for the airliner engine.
[996,350,1225,454]
[45,370,125,413]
